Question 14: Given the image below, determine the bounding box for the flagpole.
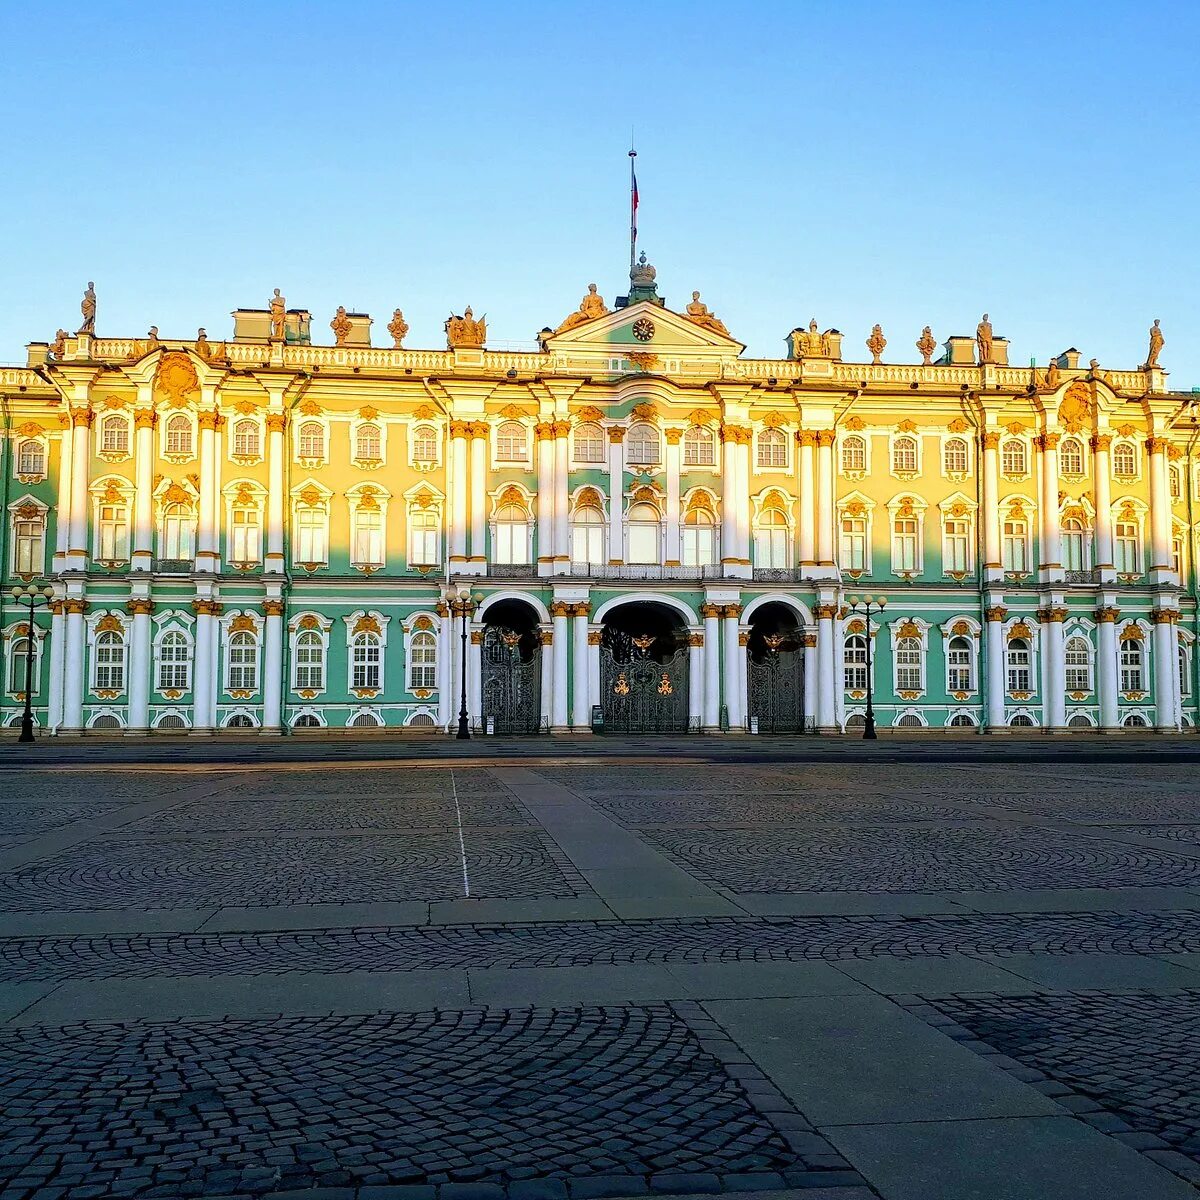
[628,145,637,277]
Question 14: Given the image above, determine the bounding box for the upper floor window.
[157,631,191,691]
[165,414,193,456]
[841,436,866,473]
[16,439,44,476]
[1001,439,1026,475]
[1113,442,1137,477]
[298,421,325,459]
[892,436,917,473]
[754,509,790,568]
[227,630,260,691]
[892,517,919,572]
[409,508,440,566]
[1002,517,1029,572]
[1064,636,1092,692]
[352,507,384,568]
[357,423,383,462]
[626,423,660,466]
[943,438,968,474]
[493,502,530,564]
[574,423,605,464]
[840,516,867,572]
[1059,437,1084,476]
[160,503,196,561]
[411,424,438,464]
[756,429,787,469]
[943,518,970,574]
[96,503,129,563]
[1062,518,1089,572]
[1115,520,1141,574]
[409,631,437,690]
[681,507,716,567]
[100,415,129,455]
[496,422,527,462]
[571,505,605,565]
[294,504,328,566]
[626,502,661,564]
[230,420,259,458]
[1006,637,1031,692]
[12,511,45,575]
[230,505,261,566]
[1170,464,1182,500]
[683,426,715,466]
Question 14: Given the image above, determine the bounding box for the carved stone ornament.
[866,324,887,364]
[330,306,351,346]
[445,306,486,349]
[916,326,937,365]
[948,417,969,434]
[684,291,729,336]
[555,284,609,334]
[387,309,409,349]
[154,353,198,405]
[353,615,382,636]
[1059,382,1092,433]
[844,415,865,432]
[96,614,123,634]
[229,614,257,633]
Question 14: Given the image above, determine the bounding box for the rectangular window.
[1120,643,1144,692]
[892,518,918,572]
[353,510,384,566]
[13,518,45,574]
[571,522,605,566]
[1007,654,1031,693]
[840,518,867,571]
[231,509,261,565]
[295,509,327,565]
[96,505,130,562]
[1002,521,1028,572]
[843,639,868,691]
[943,519,970,573]
[1115,522,1140,574]
[410,512,440,566]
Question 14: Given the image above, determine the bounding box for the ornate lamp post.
[9,585,54,743]
[450,583,483,739]
[845,594,887,740]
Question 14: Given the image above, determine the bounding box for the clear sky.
[1,1,1196,384]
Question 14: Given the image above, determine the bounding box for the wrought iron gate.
[600,631,689,734]
[747,643,805,734]
[481,626,542,734]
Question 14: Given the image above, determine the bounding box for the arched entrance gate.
[600,601,689,733]
[746,602,807,734]
[480,599,542,734]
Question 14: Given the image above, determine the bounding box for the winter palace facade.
[1,261,1197,736]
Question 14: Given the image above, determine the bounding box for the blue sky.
[1,1,1195,383]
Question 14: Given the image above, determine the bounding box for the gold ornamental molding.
[125,599,154,617]
[1094,606,1121,623]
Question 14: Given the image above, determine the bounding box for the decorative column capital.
[266,412,288,433]
[198,410,220,432]
[552,421,571,439]
[982,431,1001,449]
[191,599,224,617]
[737,631,750,646]
[70,407,93,428]
[263,599,285,617]
[800,632,818,648]
[687,632,704,647]
[587,629,603,645]
[984,605,1008,623]
[449,420,471,439]
[815,429,836,448]
[549,600,573,617]
[699,602,721,619]
[1090,433,1112,452]
[63,598,89,615]
[539,629,554,645]
[664,427,684,445]
[133,408,157,430]
[568,602,591,618]
[470,630,484,645]
[1150,607,1179,625]
[435,601,450,618]
[125,599,154,616]
[1035,433,1060,451]
[796,429,817,447]
[1037,605,1068,623]
[1146,436,1169,455]
[720,603,743,619]
[468,422,490,439]
[1094,605,1121,623]
[814,603,838,621]
[534,422,555,440]
[607,427,626,443]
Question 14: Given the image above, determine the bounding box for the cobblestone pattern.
[911,990,1200,1188]
[592,793,977,827]
[7,909,1200,983]
[226,769,507,802]
[0,1003,864,1198]
[0,802,133,835]
[0,772,191,804]
[1131,824,1200,846]
[0,829,585,912]
[639,825,1200,893]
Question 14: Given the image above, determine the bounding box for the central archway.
[480,598,542,734]
[746,601,806,734]
[599,600,689,733]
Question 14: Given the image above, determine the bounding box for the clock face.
[632,317,655,342]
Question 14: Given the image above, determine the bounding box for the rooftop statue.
[794,318,833,358]
[330,305,351,347]
[269,289,286,340]
[1043,357,1061,391]
[195,328,210,359]
[976,313,994,364]
[866,323,887,364]
[684,291,729,336]
[50,328,67,359]
[78,281,96,335]
[555,284,609,334]
[1145,318,1164,369]
[387,308,409,349]
[915,326,936,365]
[446,306,486,349]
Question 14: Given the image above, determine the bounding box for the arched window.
[493,502,530,564]
[16,439,44,476]
[1115,519,1141,574]
[294,629,325,690]
[1010,713,1036,727]
[1067,712,1094,728]
[357,423,383,462]
[683,426,715,466]
[574,423,605,464]
[896,713,924,728]
[841,436,866,473]
[225,713,255,729]
[1001,439,1027,475]
[13,510,46,574]
[352,506,384,567]
[1064,636,1092,692]
[94,630,126,691]
[298,421,325,459]
[409,507,440,566]
[1006,638,1031,693]
[230,502,261,566]
[570,505,605,565]
[350,710,382,728]
[757,429,787,469]
[1120,637,1144,691]
[157,631,191,691]
[409,631,437,690]
[943,517,970,574]
[949,712,977,728]
[409,712,437,728]
[1123,712,1148,728]
[165,414,193,456]
[495,422,527,462]
[294,712,321,729]
[227,631,259,691]
[232,419,260,458]
[1062,517,1088,572]
[155,713,188,730]
[1002,515,1029,572]
[411,425,437,464]
[682,507,716,567]
[1180,644,1192,698]
[625,423,661,466]
[626,502,661,564]
[1113,442,1137,477]
[943,438,968,474]
[100,415,129,455]
[895,636,923,692]
[947,636,973,691]
[351,633,382,689]
[844,635,868,690]
[892,436,917,473]
[840,515,867,572]
[10,637,35,696]
[160,502,195,561]
[1059,438,1084,476]
[294,503,328,566]
[754,508,790,568]
[1170,464,1182,500]
[845,713,867,729]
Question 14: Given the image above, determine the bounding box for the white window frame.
[155,627,193,693]
[625,501,662,565]
[1000,437,1028,478]
[573,422,606,466]
[570,501,607,566]
[289,613,332,697]
[890,434,920,476]
[162,412,196,460]
[755,428,789,472]
[295,418,328,465]
[941,514,973,575]
[1111,440,1139,480]
[941,435,970,477]
[683,425,715,467]
[840,434,867,475]
[625,422,661,467]
[98,414,131,458]
[224,627,261,694]
[15,437,46,478]
[1064,633,1093,693]
[90,626,128,693]
[1059,436,1086,477]
[493,421,531,467]
[9,498,48,576]
[229,416,263,462]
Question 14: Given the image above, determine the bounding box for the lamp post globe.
[11,585,52,744]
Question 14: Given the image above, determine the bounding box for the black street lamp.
[845,594,887,740]
[9,585,54,743]
[450,583,483,739]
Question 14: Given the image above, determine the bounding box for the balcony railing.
[153,558,194,575]
[752,567,805,583]
[1063,568,1100,584]
[486,562,538,578]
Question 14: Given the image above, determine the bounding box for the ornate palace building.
[1,260,1196,735]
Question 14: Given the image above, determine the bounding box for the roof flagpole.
[628,137,638,278]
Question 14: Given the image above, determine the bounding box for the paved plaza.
[2,750,1200,1199]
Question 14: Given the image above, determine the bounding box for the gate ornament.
[631,634,655,654]
[613,672,631,696]
[657,673,673,696]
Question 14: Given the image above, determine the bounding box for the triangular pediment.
[541,300,745,362]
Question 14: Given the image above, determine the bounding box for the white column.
[68,410,91,563]
[438,605,454,729]
[736,624,750,726]
[449,422,469,565]
[571,604,590,729]
[588,628,601,712]
[802,633,818,731]
[982,432,1002,581]
[687,631,703,730]
[702,603,721,729]
[536,424,554,568]
[53,421,74,570]
[551,604,569,730]
[62,601,86,732]
[1096,607,1120,729]
[985,606,1006,730]
[607,429,624,563]
[132,407,155,570]
[210,415,224,572]
[815,603,837,730]
[262,600,283,731]
[196,411,218,571]
[1038,435,1062,581]
[127,602,151,732]
[266,413,286,573]
[735,436,752,563]
[816,431,835,570]
[470,426,487,566]
[539,628,554,732]
[553,423,570,575]
[192,603,214,732]
[665,431,682,565]
[47,605,66,731]
[469,628,483,727]
[1153,611,1178,731]
[797,432,816,568]
[723,606,744,729]
[448,610,464,728]
[1041,606,1066,730]
[1092,435,1114,578]
[721,431,738,567]
[1148,439,1173,578]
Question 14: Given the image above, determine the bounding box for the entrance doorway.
[600,601,689,733]
[746,602,806,734]
[480,599,542,734]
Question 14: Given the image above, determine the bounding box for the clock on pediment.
[632,317,655,342]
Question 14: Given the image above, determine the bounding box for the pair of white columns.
[535,424,571,571]
[448,423,489,567]
[718,430,752,567]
